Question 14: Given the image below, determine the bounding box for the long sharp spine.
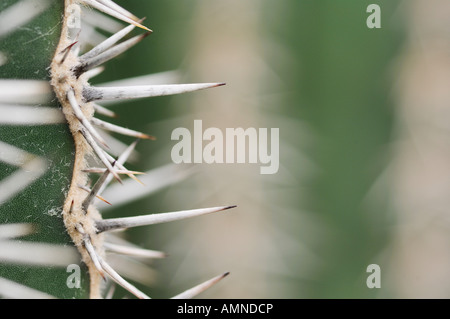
[80,232,105,278]
[67,89,109,148]
[79,22,137,62]
[81,162,115,211]
[95,0,139,21]
[104,242,166,259]
[78,184,112,206]
[75,33,150,77]
[83,168,144,175]
[83,67,105,80]
[95,205,237,233]
[91,117,154,140]
[92,103,117,118]
[83,83,226,102]
[81,0,151,32]
[97,256,150,299]
[79,127,122,183]
[171,272,230,299]
[100,144,142,186]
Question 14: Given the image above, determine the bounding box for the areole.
[48,0,235,299]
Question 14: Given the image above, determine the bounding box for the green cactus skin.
[0,0,88,298]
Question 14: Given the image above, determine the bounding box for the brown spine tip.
[69,200,75,214]
[97,195,112,206]
[142,31,153,39]
[59,41,78,64]
[141,133,156,140]
[138,25,152,33]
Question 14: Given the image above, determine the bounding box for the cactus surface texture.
[0,0,232,299]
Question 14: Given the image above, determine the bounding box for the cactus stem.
[38,0,232,298]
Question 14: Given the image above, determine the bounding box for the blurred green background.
[92,0,450,298]
[94,0,404,298]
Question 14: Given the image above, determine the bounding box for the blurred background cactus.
[3,0,450,299]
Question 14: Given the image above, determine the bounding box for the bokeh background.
[92,0,450,298]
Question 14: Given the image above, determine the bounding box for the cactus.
[0,0,233,299]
